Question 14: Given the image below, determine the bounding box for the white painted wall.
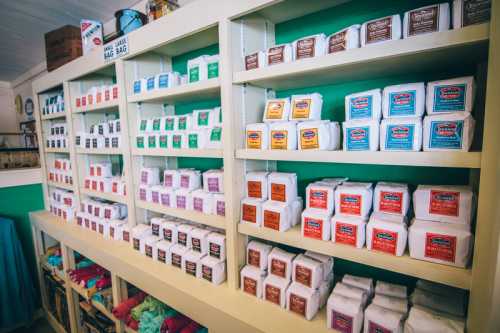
[0,82,18,147]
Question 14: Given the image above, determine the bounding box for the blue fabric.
[0,217,36,332]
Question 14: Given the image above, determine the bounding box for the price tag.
[104,36,129,62]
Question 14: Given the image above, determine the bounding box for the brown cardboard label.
[289,293,307,317]
[209,242,221,259]
[295,37,316,60]
[263,210,281,231]
[133,238,140,250]
[295,264,312,287]
[408,5,439,36]
[270,258,287,278]
[192,238,202,252]
[245,52,259,70]
[178,232,187,246]
[172,253,182,268]
[157,249,166,263]
[270,183,286,202]
[463,0,491,27]
[145,245,153,258]
[202,265,213,282]
[248,249,261,267]
[366,17,393,44]
[328,30,347,53]
[185,261,197,276]
[268,45,285,65]
[247,181,263,198]
[243,276,257,296]
[242,204,257,223]
[265,284,281,305]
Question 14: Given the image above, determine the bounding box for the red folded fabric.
[126,315,139,330]
[95,275,111,290]
[112,292,147,320]
[161,314,191,333]
[179,321,202,333]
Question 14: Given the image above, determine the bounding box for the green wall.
[269,0,479,287]
[0,183,44,306]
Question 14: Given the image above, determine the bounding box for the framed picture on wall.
[20,120,37,148]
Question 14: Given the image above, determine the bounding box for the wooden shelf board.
[127,78,220,104]
[70,281,92,301]
[131,147,223,158]
[92,300,117,323]
[41,112,66,120]
[47,181,74,191]
[72,100,119,114]
[31,210,340,333]
[46,311,68,333]
[236,149,482,169]
[233,24,489,90]
[238,223,472,290]
[136,200,226,230]
[80,188,128,204]
[76,148,123,155]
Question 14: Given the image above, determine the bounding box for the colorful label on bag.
[158,249,166,263]
[210,243,221,259]
[247,181,262,198]
[372,228,398,255]
[265,284,281,305]
[268,45,286,65]
[172,135,182,149]
[271,130,288,150]
[243,276,257,295]
[245,53,259,70]
[136,136,144,148]
[296,37,316,59]
[349,95,373,119]
[263,210,281,230]
[429,121,464,149]
[147,77,155,90]
[153,118,161,131]
[152,223,160,236]
[247,249,261,267]
[346,127,370,151]
[133,81,141,94]
[133,238,140,250]
[161,193,171,206]
[429,190,460,216]
[385,124,415,150]
[331,310,354,332]
[366,16,393,44]
[309,189,328,209]
[270,258,287,278]
[340,194,362,215]
[303,217,324,240]
[193,197,204,212]
[207,61,219,79]
[379,191,403,214]
[425,233,457,262]
[408,5,440,36]
[368,321,392,333]
[265,101,286,119]
[158,74,169,88]
[289,293,307,317]
[300,128,319,149]
[216,200,225,216]
[189,65,200,83]
[163,228,172,242]
[123,231,130,242]
[176,195,187,209]
[295,264,312,287]
[178,116,188,130]
[292,98,312,119]
[145,245,153,258]
[159,135,168,148]
[148,135,156,148]
[462,0,491,27]
[242,204,257,223]
[208,178,220,192]
[389,90,417,116]
[164,118,175,131]
[335,222,358,246]
[271,183,286,202]
[246,130,262,149]
[180,175,190,188]
[178,232,187,246]
[188,133,199,148]
[197,111,210,127]
[171,253,182,268]
[210,127,222,142]
[433,84,467,112]
[328,30,348,53]
[202,265,213,282]
[186,261,197,276]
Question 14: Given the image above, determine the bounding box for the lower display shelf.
[238,223,471,290]
[31,210,339,333]
[70,281,92,301]
[136,200,226,230]
[80,188,128,204]
[92,300,117,323]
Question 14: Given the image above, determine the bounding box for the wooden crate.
[44,25,82,72]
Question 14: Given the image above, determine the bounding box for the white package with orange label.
[409,218,472,267]
[306,181,336,213]
[267,247,296,281]
[286,282,320,321]
[292,254,323,289]
[247,240,272,271]
[241,265,266,298]
[268,172,298,204]
[373,182,410,216]
[331,214,367,248]
[240,197,265,226]
[245,172,269,200]
[335,182,373,218]
[263,98,291,122]
[262,200,293,232]
[289,93,323,121]
[366,212,408,257]
[301,208,332,241]
[297,121,340,151]
[269,121,297,150]
[413,185,474,224]
[246,123,269,149]
[263,274,290,308]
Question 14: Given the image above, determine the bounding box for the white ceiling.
[0,0,141,82]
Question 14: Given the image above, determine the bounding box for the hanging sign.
[104,36,129,62]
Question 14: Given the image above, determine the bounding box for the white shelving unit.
[30,1,500,332]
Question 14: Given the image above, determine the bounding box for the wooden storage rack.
[31,1,500,332]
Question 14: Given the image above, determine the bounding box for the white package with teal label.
[343,119,380,151]
[423,113,475,151]
[426,76,475,114]
[380,117,423,151]
[382,82,425,118]
[345,89,382,121]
